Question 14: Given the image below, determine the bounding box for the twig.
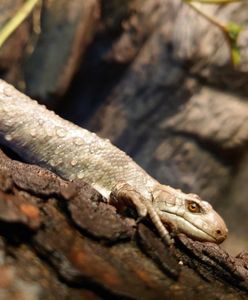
[0,0,40,48]
[187,0,242,4]
[186,2,226,31]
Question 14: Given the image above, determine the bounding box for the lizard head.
[153,185,228,244]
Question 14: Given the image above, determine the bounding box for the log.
[0,81,247,299]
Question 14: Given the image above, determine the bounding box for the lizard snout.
[214,227,228,244]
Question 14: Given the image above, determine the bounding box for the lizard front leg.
[110,182,174,246]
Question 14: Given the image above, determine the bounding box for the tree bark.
[0,144,247,299]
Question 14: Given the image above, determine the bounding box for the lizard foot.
[110,182,148,218]
[110,182,174,246]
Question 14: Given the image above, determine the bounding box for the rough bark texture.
[1,0,248,298]
[0,148,247,299]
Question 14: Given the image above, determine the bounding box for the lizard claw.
[110,182,174,246]
[110,182,148,218]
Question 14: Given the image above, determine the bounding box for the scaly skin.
[0,80,228,245]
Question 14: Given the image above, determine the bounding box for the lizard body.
[0,80,228,244]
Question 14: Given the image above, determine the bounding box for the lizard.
[0,79,228,245]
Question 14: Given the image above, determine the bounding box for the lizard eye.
[187,201,201,213]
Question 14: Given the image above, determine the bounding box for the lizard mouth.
[161,211,217,242]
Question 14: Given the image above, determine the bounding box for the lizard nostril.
[214,228,227,244]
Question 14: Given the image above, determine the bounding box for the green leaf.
[225,22,242,65]
[226,22,242,41]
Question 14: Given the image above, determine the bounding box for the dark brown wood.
[0,148,247,299]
